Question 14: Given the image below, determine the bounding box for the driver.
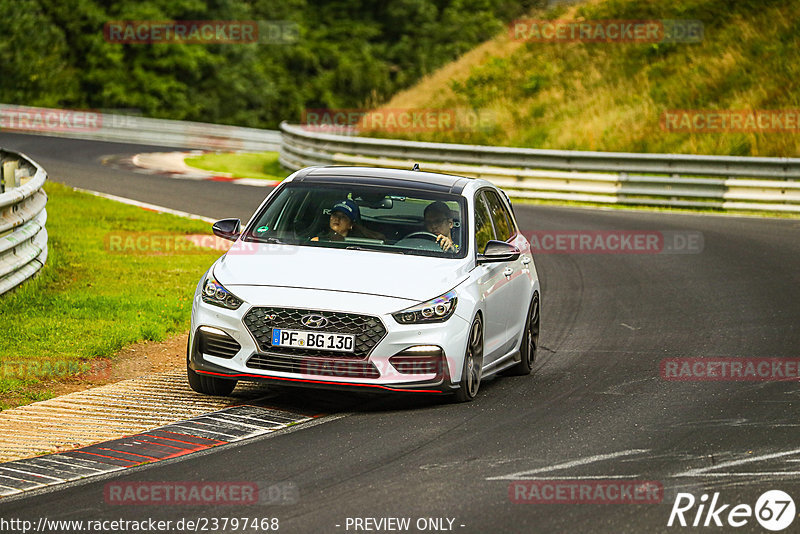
[423,201,458,252]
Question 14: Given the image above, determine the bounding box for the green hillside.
[371,0,800,157]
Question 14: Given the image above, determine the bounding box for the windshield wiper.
[346,246,404,254]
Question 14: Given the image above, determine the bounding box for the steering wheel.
[404,231,439,241]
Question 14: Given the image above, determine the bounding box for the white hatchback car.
[188,166,540,402]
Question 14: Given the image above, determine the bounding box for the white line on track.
[674,447,800,477]
[486,449,650,480]
[73,187,216,223]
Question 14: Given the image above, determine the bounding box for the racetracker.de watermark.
[105,233,230,255]
[661,110,800,133]
[661,358,800,382]
[1,359,111,380]
[0,106,101,132]
[104,232,296,256]
[104,20,298,44]
[104,481,298,505]
[510,480,663,504]
[301,108,495,133]
[299,355,453,381]
[525,230,703,254]
[510,19,703,43]
[302,108,454,133]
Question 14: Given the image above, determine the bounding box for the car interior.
[250,186,463,254]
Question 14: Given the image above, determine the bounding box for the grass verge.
[0,182,221,409]
[185,151,291,181]
[372,0,800,157]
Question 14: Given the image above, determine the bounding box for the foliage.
[0,0,543,128]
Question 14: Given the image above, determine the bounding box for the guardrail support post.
[2,160,20,192]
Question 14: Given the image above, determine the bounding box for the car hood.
[215,242,470,302]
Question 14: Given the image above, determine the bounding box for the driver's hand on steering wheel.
[436,234,455,252]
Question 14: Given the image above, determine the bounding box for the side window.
[484,190,514,242]
[474,193,495,254]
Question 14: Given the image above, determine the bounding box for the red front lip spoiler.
[195,369,448,394]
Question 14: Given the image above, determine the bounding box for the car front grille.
[246,353,380,379]
[243,307,387,359]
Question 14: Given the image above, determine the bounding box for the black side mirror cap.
[477,240,521,264]
[212,218,241,241]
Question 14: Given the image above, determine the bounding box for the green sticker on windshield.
[256,225,269,232]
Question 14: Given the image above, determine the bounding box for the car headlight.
[392,289,457,324]
[201,275,243,310]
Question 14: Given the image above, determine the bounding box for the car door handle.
[503,267,514,277]
[521,256,532,265]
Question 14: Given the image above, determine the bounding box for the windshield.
[243,182,467,258]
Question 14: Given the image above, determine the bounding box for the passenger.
[423,201,459,252]
[311,199,384,241]
[311,199,359,241]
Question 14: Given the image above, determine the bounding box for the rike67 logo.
[668,490,796,531]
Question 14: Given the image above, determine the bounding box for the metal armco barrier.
[0,150,48,296]
[0,104,281,152]
[280,122,800,212]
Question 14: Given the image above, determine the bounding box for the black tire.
[505,293,540,376]
[186,338,237,396]
[453,315,484,402]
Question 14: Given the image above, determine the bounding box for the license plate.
[271,329,355,352]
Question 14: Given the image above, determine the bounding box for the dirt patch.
[2,332,188,409]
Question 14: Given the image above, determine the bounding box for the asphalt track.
[1,132,800,533]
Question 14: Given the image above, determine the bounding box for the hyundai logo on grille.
[300,314,328,329]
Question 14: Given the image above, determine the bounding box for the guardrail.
[0,149,47,296]
[0,104,281,152]
[280,122,800,213]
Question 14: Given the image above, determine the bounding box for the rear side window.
[474,193,495,254]
[483,190,514,242]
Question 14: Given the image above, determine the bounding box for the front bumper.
[189,352,458,394]
[188,286,470,395]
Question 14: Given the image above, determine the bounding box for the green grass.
[374,0,800,157]
[0,182,221,409]
[185,151,291,181]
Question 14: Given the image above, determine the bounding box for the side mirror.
[212,218,241,241]
[477,240,520,264]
